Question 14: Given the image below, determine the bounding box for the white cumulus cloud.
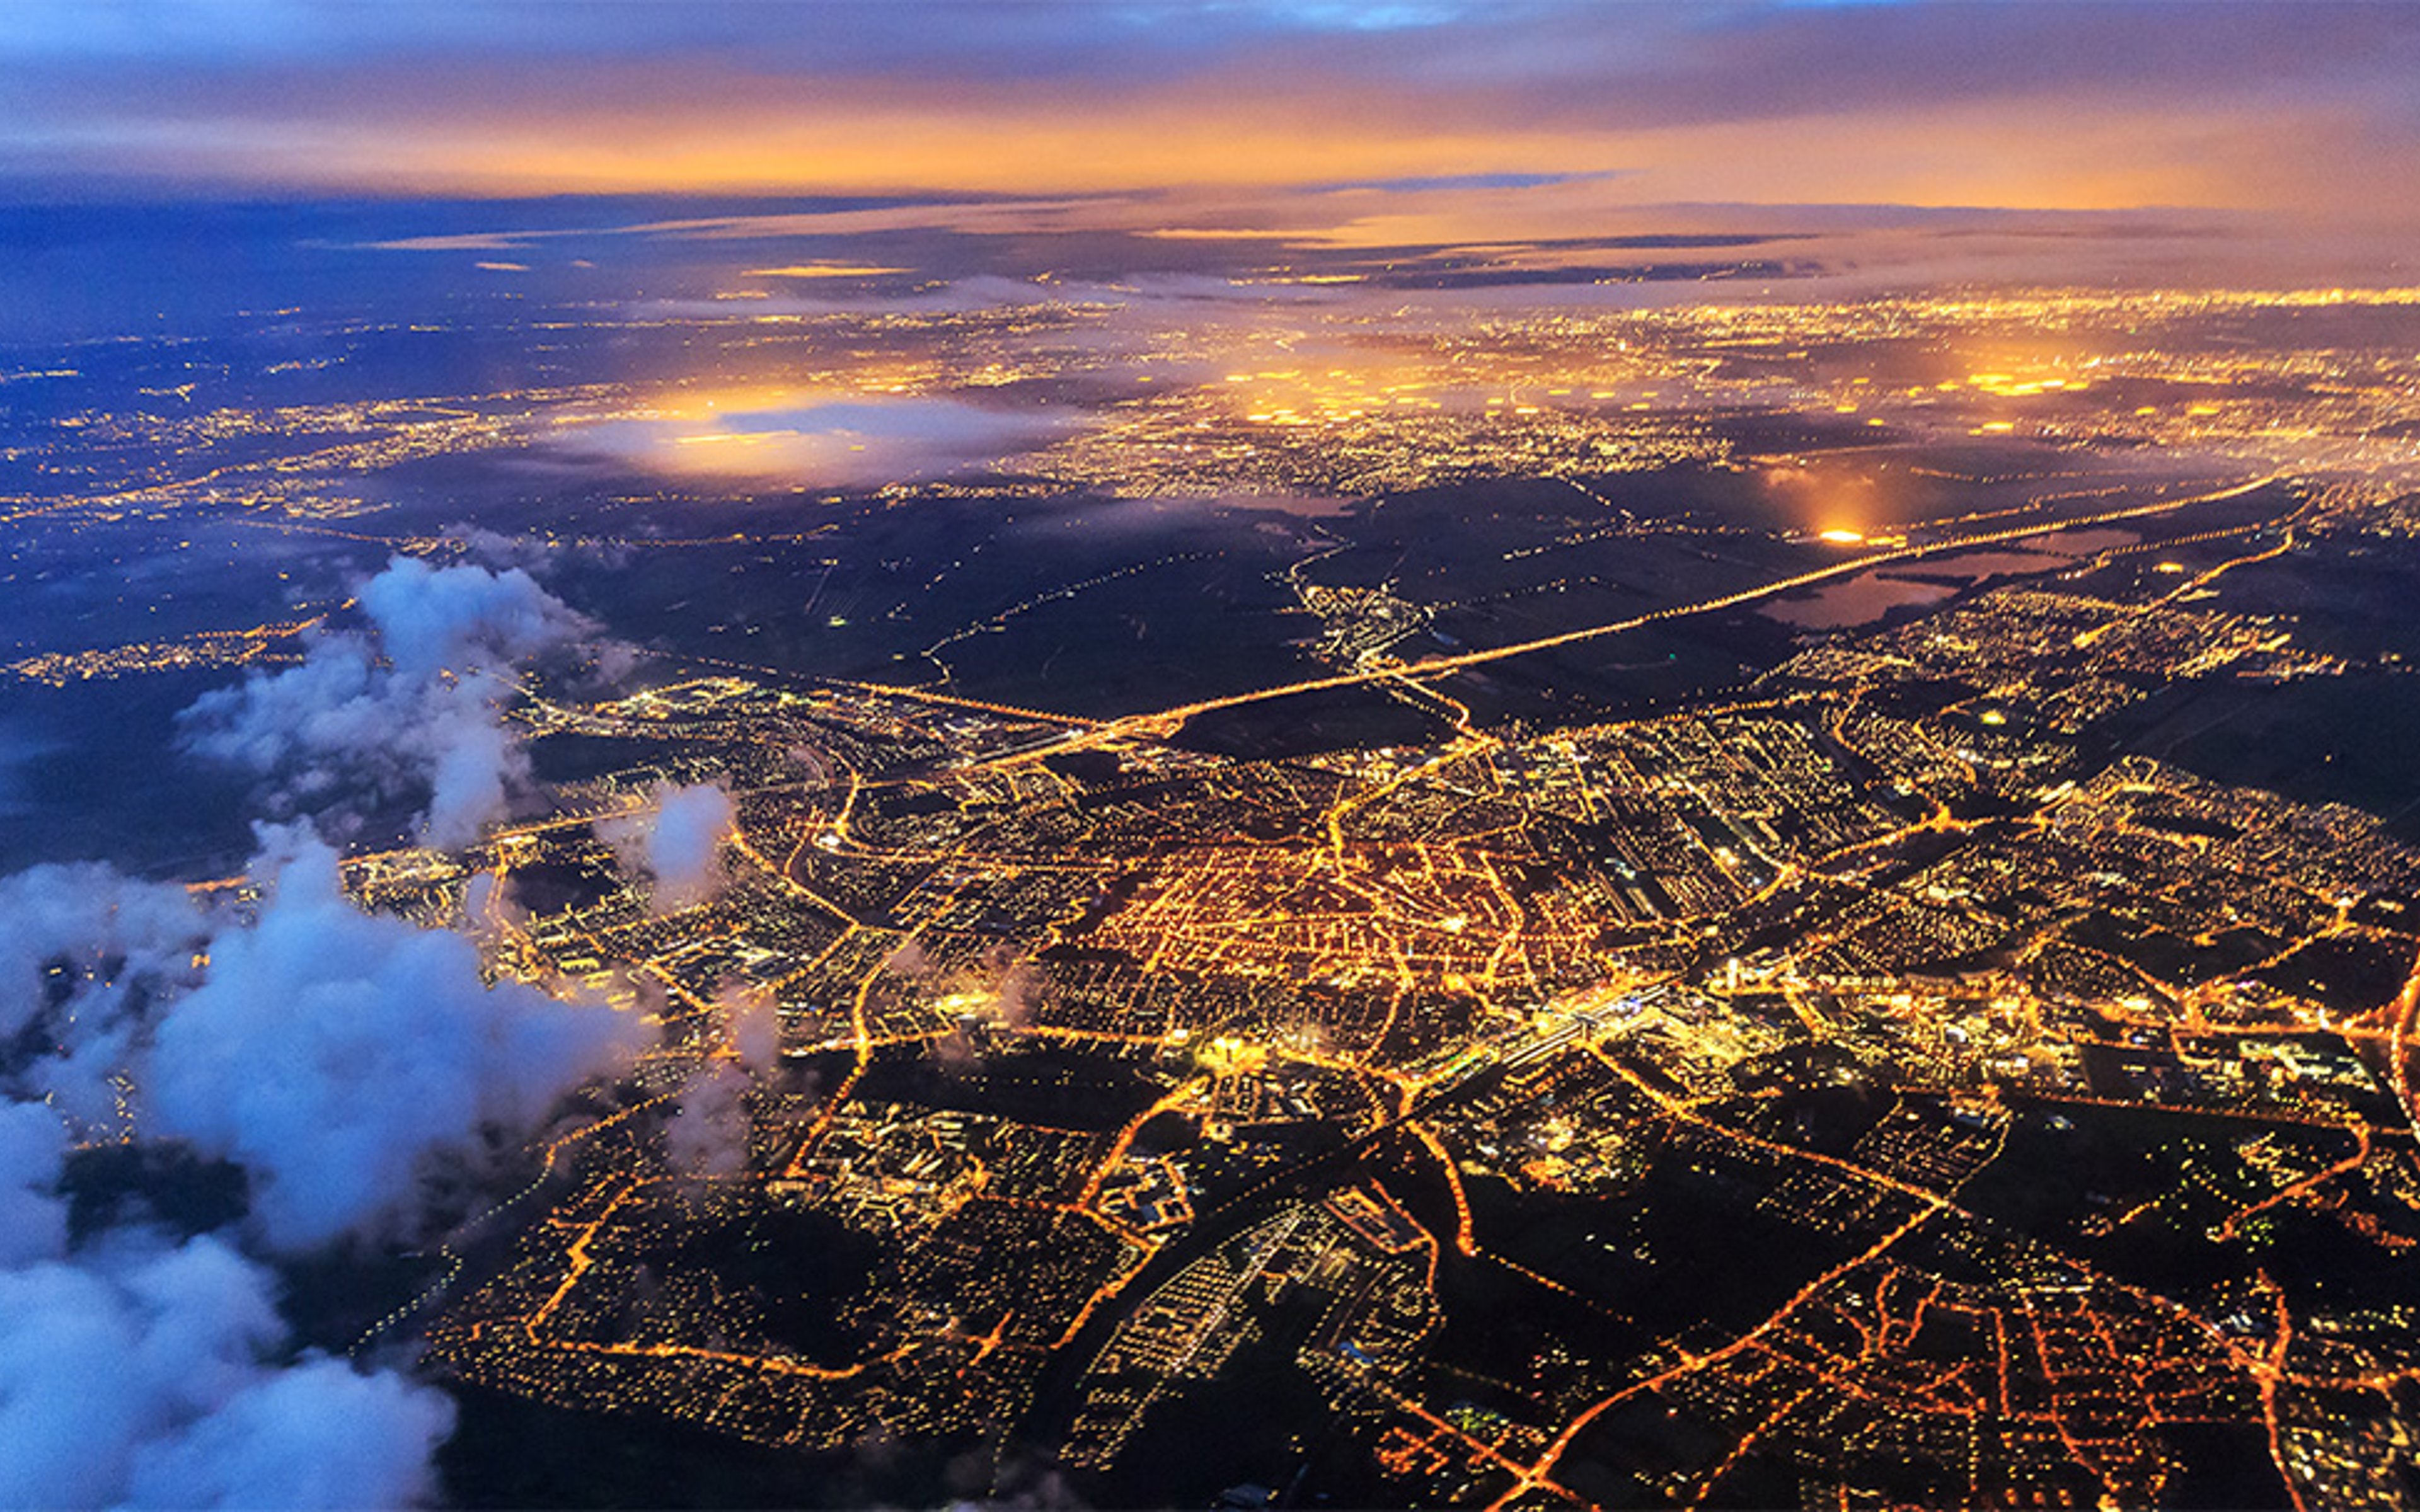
[145,828,648,1251]
[179,554,594,849]
[0,823,652,1508]
[0,1102,70,1268]
[599,780,738,914]
[0,1234,453,1511]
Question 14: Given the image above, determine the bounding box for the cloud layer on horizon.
[1,1,2416,257]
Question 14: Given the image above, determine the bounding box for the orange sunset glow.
[3,1,2416,277]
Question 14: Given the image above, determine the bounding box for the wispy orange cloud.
[741,263,915,278]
